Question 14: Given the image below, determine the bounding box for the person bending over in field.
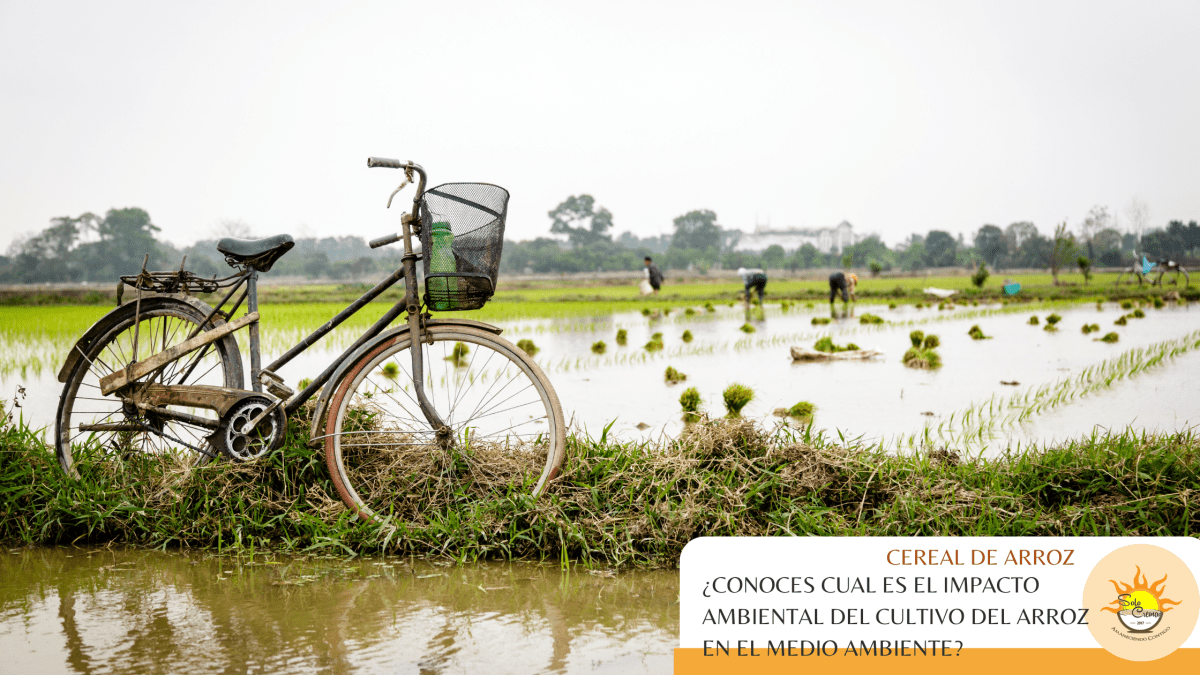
[829,271,857,308]
[738,267,767,310]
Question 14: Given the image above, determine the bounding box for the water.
[0,547,676,674]
[6,301,1198,453]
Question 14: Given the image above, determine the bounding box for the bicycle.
[54,158,567,523]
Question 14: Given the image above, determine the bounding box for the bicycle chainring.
[216,396,285,462]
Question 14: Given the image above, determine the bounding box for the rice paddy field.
[3,276,1196,456]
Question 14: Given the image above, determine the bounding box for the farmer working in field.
[829,271,857,307]
[737,267,767,309]
[644,256,663,296]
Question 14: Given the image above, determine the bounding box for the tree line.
[3,200,1197,283]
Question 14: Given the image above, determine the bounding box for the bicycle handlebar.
[367,157,406,169]
[369,233,402,249]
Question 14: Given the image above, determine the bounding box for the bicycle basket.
[419,183,509,311]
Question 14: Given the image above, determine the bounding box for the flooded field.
[5,298,1197,454]
[0,547,676,674]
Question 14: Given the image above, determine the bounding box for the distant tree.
[1004,222,1038,258]
[1049,221,1077,285]
[973,224,1007,270]
[868,260,883,277]
[303,251,330,278]
[924,231,958,267]
[793,243,819,269]
[214,218,253,239]
[841,253,853,269]
[1077,256,1092,284]
[669,210,722,253]
[762,244,786,269]
[548,195,613,248]
[98,207,161,275]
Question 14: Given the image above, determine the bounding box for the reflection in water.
[0,547,676,674]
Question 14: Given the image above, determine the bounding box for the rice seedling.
[902,347,942,369]
[445,341,470,366]
[663,308,672,315]
[805,303,814,309]
[1120,300,1133,310]
[740,323,756,333]
[1114,316,1127,326]
[937,302,946,310]
[652,332,663,341]
[1099,332,1119,343]
[298,377,313,390]
[1046,313,1062,325]
[591,341,607,354]
[516,338,540,356]
[859,313,884,324]
[681,330,694,343]
[1028,315,1039,325]
[811,317,831,326]
[615,329,627,346]
[380,362,400,379]
[664,365,688,383]
[909,330,925,347]
[967,325,990,340]
[921,334,940,349]
[1153,297,1165,309]
[722,383,754,417]
[814,336,859,353]
[780,301,791,311]
[644,338,664,352]
[915,302,924,309]
[1131,308,1145,318]
[1043,323,1058,333]
[704,301,715,312]
[787,401,815,422]
[888,303,897,309]
[679,386,702,422]
[641,308,651,316]
[685,307,696,316]
[727,301,735,307]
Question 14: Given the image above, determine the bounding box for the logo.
[1084,544,1198,661]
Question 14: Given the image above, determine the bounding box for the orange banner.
[674,648,1200,674]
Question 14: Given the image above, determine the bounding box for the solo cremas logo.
[1084,544,1199,661]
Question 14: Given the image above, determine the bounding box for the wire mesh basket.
[419,183,509,311]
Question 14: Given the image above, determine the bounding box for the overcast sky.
[2,1,1198,253]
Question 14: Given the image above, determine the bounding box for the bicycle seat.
[216,234,295,272]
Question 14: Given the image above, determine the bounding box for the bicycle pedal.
[259,370,295,400]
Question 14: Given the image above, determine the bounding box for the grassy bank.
[2,412,1196,567]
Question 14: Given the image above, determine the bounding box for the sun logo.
[1101,565,1182,633]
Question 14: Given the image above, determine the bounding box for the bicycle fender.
[307,318,502,441]
[57,294,227,383]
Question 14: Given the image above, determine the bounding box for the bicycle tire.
[323,325,566,523]
[56,298,244,479]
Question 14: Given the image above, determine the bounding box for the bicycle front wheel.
[324,325,566,523]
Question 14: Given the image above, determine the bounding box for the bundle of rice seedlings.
[968,325,990,340]
[915,303,924,309]
[641,307,652,316]
[685,307,696,316]
[1114,316,1128,326]
[888,302,897,309]
[811,317,831,326]
[663,308,672,315]
[664,366,688,383]
[859,313,884,324]
[1028,315,1040,325]
[1099,332,1119,343]
[1131,308,1146,318]
[380,362,400,379]
[922,334,940,349]
[445,341,470,366]
[298,377,313,390]
[516,339,540,356]
[704,301,715,312]
[1153,297,1165,309]
[740,323,756,333]
[903,347,942,369]
[1046,313,1062,326]
[1043,323,1058,332]
[1120,300,1134,310]
[805,302,814,309]
[644,338,664,352]
[591,341,607,354]
[909,330,925,347]
[780,301,791,311]
[615,329,628,346]
[722,383,754,417]
[814,336,859,353]
[787,401,815,422]
[652,332,663,341]
[1096,300,1104,311]
[681,330,694,343]
[937,302,946,310]
[679,386,702,421]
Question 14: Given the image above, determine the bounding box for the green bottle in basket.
[428,221,457,310]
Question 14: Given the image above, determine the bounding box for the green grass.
[3,413,1198,568]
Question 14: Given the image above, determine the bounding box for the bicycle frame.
[99,161,452,437]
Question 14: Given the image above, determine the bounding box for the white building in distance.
[733,221,859,254]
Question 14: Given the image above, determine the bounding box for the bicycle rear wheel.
[56,298,244,481]
[323,325,566,523]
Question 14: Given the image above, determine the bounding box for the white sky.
[2,1,1198,252]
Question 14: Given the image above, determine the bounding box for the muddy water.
[0,547,676,674]
[6,301,1198,452]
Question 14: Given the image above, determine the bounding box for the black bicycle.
[55,159,566,522]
